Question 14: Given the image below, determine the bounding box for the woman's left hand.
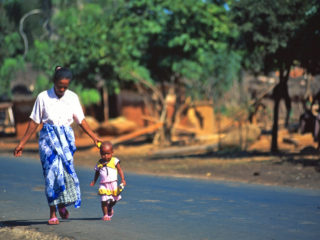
[94,138,103,148]
[79,119,102,147]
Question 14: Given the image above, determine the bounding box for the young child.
[90,141,126,221]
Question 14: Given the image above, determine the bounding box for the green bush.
[0,57,24,99]
[33,74,51,96]
[71,83,101,106]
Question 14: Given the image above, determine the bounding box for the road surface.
[1,155,320,240]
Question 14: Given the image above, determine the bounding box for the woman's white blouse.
[30,87,85,126]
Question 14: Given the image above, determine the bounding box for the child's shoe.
[102,215,111,221]
[108,209,114,218]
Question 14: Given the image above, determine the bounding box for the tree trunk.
[101,86,109,122]
[271,66,291,152]
[167,77,184,145]
[271,97,280,152]
[129,71,167,145]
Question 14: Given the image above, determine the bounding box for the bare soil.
[75,135,320,190]
[2,128,319,190]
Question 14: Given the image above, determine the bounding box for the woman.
[14,66,102,225]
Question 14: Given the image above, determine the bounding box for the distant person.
[90,141,126,221]
[311,90,320,146]
[14,66,102,225]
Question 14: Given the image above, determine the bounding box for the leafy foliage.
[296,0,320,75]
[230,0,320,151]
[230,0,320,75]
[1,1,239,107]
[72,86,101,107]
[28,0,239,101]
[32,74,51,96]
[0,57,25,99]
[139,0,240,100]
[0,1,40,100]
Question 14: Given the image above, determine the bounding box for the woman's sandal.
[48,217,59,225]
[102,215,111,221]
[58,207,69,219]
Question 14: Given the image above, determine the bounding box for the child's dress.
[95,157,122,202]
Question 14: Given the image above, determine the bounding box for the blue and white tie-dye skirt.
[39,124,81,208]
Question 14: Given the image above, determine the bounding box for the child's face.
[100,145,113,161]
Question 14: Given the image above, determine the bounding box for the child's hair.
[53,66,73,82]
[101,141,113,150]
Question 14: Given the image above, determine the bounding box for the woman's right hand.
[13,120,39,157]
[13,144,23,157]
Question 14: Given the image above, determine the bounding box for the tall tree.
[297,1,320,75]
[109,0,240,143]
[28,0,239,143]
[0,0,52,99]
[231,0,320,152]
[0,2,24,99]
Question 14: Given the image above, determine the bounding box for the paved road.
[1,155,320,240]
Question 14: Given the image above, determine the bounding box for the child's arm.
[116,163,126,186]
[90,170,100,186]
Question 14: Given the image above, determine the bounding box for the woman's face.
[54,78,70,98]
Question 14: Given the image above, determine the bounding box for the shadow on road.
[2,219,48,226]
[68,217,101,221]
[1,217,102,227]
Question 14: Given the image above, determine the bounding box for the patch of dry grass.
[0,226,72,240]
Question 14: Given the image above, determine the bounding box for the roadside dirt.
[2,128,320,190]
[0,224,71,240]
[74,135,320,190]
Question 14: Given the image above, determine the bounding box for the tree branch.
[19,9,42,58]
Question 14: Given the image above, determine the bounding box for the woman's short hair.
[53,66,73,82]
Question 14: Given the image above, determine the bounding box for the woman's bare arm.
[14,119,39,157]
[79,118,102,145]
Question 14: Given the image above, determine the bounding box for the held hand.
[94,138,103,148]
[90,181,95,186]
